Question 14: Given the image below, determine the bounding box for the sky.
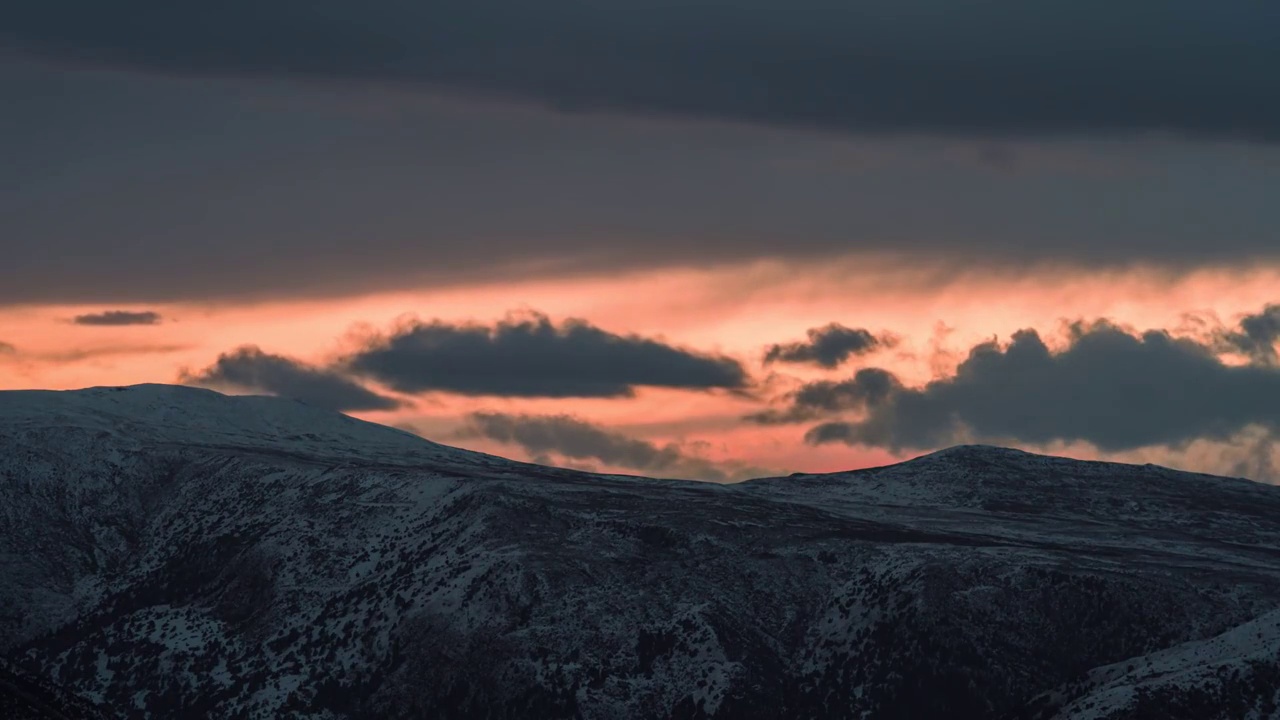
[3,2,1280,482]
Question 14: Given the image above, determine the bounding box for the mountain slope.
[1026,608,1280,720]
[0,658,110,720]
[3,385,1280,719]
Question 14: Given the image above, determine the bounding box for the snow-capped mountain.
[3,385,1280,719]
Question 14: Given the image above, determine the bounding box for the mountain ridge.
[3,384,1279,719]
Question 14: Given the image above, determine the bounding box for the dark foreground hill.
[3,385,1280,719]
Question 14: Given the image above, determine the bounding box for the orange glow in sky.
[4,258,1279,480]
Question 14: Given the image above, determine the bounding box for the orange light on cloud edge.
[2,256,1278,480]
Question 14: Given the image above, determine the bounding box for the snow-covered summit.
[0,383,474,466]
[748,437,1269,510]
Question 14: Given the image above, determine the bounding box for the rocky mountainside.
[0,658,110,720]
[2,384,1280,719]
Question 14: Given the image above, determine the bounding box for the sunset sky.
[4,2,1280,481]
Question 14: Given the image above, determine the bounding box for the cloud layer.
[181,346,402,412]
[72,310,162,326]
[5,57,1280,306]
[6,1,1278,141]
[345,312,748,398]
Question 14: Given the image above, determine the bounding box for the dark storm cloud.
[747,368,901,424]
[4,1,1278,141]
[72,310,162,326]
[1219,304,1280,366]
[344,312,748,398]
[181,346,402,412]
[788,322,1280,452]
[459,412,767,481]
[764,324,892,368]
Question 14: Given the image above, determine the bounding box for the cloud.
[5,1,1278,141]
[764,323,893,368]
[1218,304,1280,366]
[462,413,683,474]
[39,344,190,362]
[72,310,162,326]
[344,312,749,398]
[181,346,402,412]
[0,341,188,363]
[788,320,1280,452]
[747,368,901,424]
[458,412,767,482]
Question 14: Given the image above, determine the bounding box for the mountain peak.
[0,382,470,467]
[914,443,1040,461]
